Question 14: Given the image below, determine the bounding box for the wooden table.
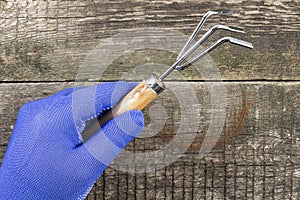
[0,0,299,199]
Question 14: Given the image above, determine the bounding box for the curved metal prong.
[177,10,232,60]
[159,25,246,80]
[178,24,245,60]
[177,37,253,70]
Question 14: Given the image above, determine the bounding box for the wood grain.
[0,82,299,199]
[0,0,299,81]
[0,0,299,199]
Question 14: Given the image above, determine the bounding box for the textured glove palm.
[0,82,144,199]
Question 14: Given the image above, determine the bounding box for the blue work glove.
[0,82,144,199]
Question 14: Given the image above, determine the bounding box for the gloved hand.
[0,82,144,199]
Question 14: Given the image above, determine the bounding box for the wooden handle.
[81,75,165,141]
[98,81,158,126]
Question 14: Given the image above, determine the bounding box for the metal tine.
[178,24,245,62]
[177,37,254,70]
[159,26,246,81]
[177,10,232,60]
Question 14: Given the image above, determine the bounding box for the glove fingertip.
[129,110,145,132]
[98,110,144,149]
[114,110,144,137]
[78,110,144,167]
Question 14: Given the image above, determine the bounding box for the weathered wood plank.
[0,0,299,81]
[0,82,299,199]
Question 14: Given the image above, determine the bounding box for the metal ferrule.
[145,74,165,95]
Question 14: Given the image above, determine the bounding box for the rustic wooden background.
[0,0,299,199]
